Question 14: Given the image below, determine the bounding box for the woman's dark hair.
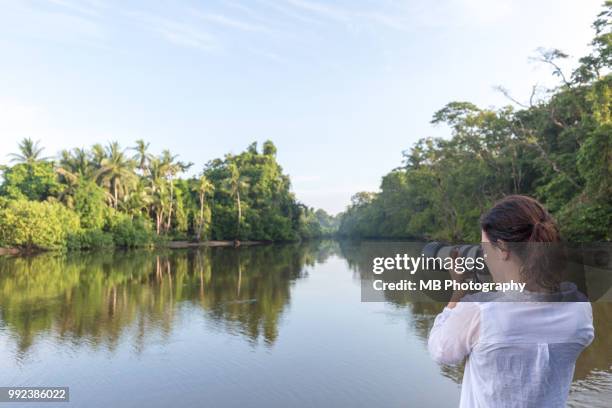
[480,195,562,290]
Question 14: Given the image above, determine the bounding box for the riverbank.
[0,240,269,255]
[166,240,268,248]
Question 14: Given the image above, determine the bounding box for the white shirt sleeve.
[427,302,481,365]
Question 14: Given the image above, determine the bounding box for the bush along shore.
[0,140,338,253]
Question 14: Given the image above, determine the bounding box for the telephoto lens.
[422,242,490,283]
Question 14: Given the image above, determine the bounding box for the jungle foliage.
[0,139,333,250]
[338,3,612,242]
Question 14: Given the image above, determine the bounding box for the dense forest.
[0,139,336,250]
[338,2,611,243]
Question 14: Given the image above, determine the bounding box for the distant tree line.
[0,139,335,250]
[338,3,611,242]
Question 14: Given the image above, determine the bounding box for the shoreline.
[0,240,270,256]
[165,240,268,248]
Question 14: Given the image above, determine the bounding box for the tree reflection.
[0,241,338,353]
[0,239,609,391]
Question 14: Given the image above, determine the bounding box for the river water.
[0,241,610,407]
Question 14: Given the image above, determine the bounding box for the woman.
[428,195,594,408]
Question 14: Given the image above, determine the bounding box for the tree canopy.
[0,139,333,250]
[338,3,611,242]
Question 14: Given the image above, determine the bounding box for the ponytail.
[481,195,561,291]
[529,220,560,243]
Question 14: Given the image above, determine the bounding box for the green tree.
[193,175,214,241]
[131,139,152,174]
[160,150,192,232]
[8,138,47,164]
[74,180,107,230]
[147,157,170,235]
[224,161,250,239]
[0,162,60,201]
[95,142,136,209]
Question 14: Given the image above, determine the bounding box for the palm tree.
[57,148,95,181]
[9,138,46,164]
[57,150,80,186]
[122,180,152,217]
[95,142,136,208]
[224,162,249,238]
[91,144,106,169]
[193,175,214,241]
[148,157,169,234]
[131,139,152,175]
[160,150,193,231]
[56,148,89,207]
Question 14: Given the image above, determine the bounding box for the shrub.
[74,180,107,229]
[0,162,61,201]
[558,199,612,242]
[67,229,114,250]
[105,210,156,248]
[0,199,81,250]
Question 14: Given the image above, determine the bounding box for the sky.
[0,0,605,214]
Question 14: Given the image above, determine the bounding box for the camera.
[422,242,490,283]
[422,241,611,297]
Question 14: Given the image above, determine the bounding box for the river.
[0,241,610,407]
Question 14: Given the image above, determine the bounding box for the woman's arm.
[446,247,469,309]
[427,302,481,365]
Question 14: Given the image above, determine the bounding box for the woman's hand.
[447,247,472,309]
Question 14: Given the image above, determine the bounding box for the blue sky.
[0,0,604,214]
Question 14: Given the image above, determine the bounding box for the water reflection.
[0,241,336,355]
[338,240,612,404]
[0,240,610,406]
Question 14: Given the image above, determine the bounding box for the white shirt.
[428,285,594,408]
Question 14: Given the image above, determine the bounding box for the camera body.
[422,241,491,283]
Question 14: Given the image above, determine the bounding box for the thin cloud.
[1,1,106,43]
[255,0,325,26]
[284,0,350,22]
[280,0,512,32]
[127,11,219,51]
[43,0,105,17]
[223,1,265,20]
[191,10,270,32]
[281,0,412,32]
[402,0,514,29]
[363,12,410,31]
